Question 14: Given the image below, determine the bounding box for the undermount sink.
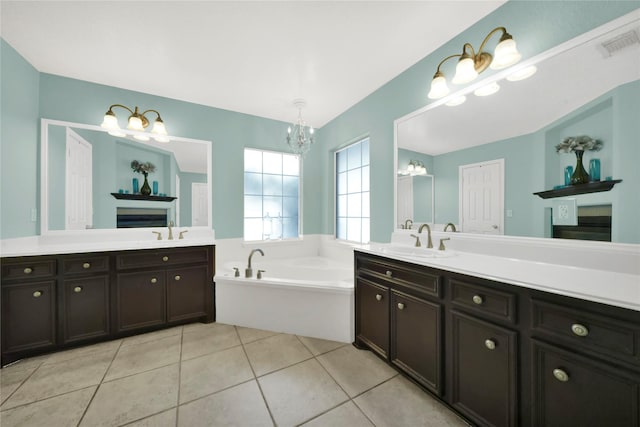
[380,245,457,259]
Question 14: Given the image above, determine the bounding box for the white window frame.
[335,136,370,244]
[243,148,302,242]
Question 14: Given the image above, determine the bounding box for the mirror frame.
[40,118,213,235]
[393,11,639,233]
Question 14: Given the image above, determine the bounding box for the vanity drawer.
[1,258,56,281]
[62,255,110,275]
[450,278,517,324]
[357,254,441,299]
[116,247,210,270]
[531,299,639,364]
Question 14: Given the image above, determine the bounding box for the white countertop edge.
[356,247,640,313]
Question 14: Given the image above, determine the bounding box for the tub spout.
[246,249,264,278]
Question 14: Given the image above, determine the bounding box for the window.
[336,137,370,243]
[244,149,300,241]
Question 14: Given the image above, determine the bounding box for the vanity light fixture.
[101,104,169,143]
[398,160,428,176]
[286,99,314,156]
[427,26,522,99]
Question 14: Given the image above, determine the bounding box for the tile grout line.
[174,326,185,427]
[0,359,45,409]
[75,338,125,427]
[237,326,278,427]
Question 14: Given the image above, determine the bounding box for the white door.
[459,159,504,234]
[397,176,414,226]
[191,182,208,226]
[65,129,93,230]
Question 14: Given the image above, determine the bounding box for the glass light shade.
[452,57,478,84]
[127,116,144,131]
[151,119,167,135]
[474,82,501,97]
[445,96,466,107]
[101,113,118,129]
[407,163,415,172]
[506,65,537,81]
[491,38,522,70]
[107,130,126,137]
[133,133,150,141]
[427,75,450,99]
[153,135,170,143]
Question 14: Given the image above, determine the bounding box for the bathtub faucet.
[246,249,264,278]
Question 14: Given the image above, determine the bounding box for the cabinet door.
[450,310,518,427]
[167,265,208,322]
[356,278,389,358]
[61,276,110,343]
[116,271,166,332]
[1,281,56,353]
[532,340,639,427]
[391,291,442,395]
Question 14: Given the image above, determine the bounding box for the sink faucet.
[410,234,421,247]
[418,224,433,248]
[168,221,174,240]
[444,222,457,232]
[246,249,264,278]
[404,219,413,230]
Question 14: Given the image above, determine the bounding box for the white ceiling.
[1,1,505,128]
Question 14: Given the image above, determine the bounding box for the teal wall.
[320,1,639,242]
[397,148,434,224]
[1,39,40,238]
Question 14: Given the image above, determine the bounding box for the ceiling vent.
[600,28,640,57]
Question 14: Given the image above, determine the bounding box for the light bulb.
[491,38,521,70]
[101,113,118,129]
[128,116,144,131]
[428,75,450,99]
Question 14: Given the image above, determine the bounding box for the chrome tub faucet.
[246,248,264,278]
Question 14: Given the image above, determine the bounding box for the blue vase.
[589,158,601,181]
[153,181,158,195]
[132,178,139,193]
[564,166,573,186]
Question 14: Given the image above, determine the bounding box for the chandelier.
[286,99,314,156]
[100,104,169,142]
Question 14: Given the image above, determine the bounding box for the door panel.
[460,159,503,234]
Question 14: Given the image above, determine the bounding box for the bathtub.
[214,256,354,343]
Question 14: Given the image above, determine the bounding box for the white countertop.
[358,244,640,312]
[1,228,216,257]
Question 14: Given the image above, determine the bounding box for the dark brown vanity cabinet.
[355,253,443,396]
[116,270,167,331]
[354,250,640,427]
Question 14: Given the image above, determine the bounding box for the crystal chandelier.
[286,99,314,156]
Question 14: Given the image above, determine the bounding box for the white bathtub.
[214,256,354,343]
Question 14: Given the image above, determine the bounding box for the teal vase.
[570,150,590,185]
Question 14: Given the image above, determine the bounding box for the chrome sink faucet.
[444,222,457,232]
[418,223,433,248]
[246,249,264,278]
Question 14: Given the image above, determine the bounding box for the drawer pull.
[82,262,91,269]
[472,295,484,305]
[33,290,42,298]
[162,256,169,262]
[484,339,496,350]
[174,275,181,281]
[553,368,569,382]
[24,267,33,274]
[385,270,393,278]
[397,302,405,310]
[375,294,382,301]
[571,323,589,337]
[150,277,158,284]
[74,286,83,293]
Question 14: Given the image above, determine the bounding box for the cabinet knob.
[74,286,83,293]
[472,295,484,305]
[484,339,496,350]
[385,270,393,278]
[571,323,589,337]
[24,267,33,274]
[375,294,382,301]
[33,290,42,298]
[553,368,569,382]
[82,262,91,269]
[162,256,169,262]
[150,277,158,284]
[174,275,181,281]
[397,302,405,310]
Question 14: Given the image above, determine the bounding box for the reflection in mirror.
[395,11,640,243]
[42,120,212,233]
[397,148,434,226]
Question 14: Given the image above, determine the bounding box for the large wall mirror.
[394,11,640,243]
[41,119,212,234]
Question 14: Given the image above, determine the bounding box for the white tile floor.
[0,323,468,426]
